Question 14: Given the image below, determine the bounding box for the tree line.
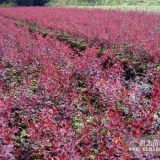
[0,0,49,6]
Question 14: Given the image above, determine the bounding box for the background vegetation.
[0,0,49,6]
[48,0,160,6]
[0,0,15,6]
[1,0,160,6]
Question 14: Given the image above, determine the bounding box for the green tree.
[16,0,48,6]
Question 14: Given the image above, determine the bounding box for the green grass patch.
[0,1,15,6]
[48,0,160,12]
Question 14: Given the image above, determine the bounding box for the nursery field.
[0,7,160,160]
[72,5,160,13]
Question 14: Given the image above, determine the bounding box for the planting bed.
[0,7,160,160]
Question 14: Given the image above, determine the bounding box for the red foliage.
[0,8,159,160]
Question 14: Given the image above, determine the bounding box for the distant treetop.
[0,0,49,6]
[16,0,49,6]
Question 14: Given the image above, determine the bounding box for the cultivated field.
[48,0,160,12]
[0,7,160,160]
[70,5,160,12]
